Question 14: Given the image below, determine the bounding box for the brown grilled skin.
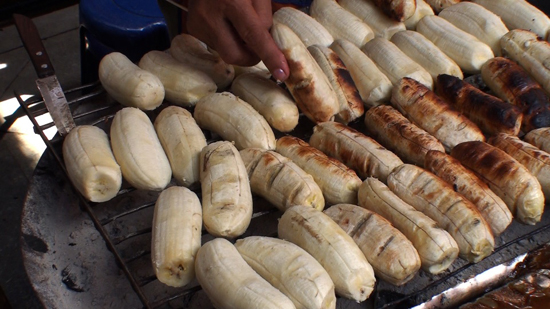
[481,57,550,132]
[371,0,417,22]
[436,74,523,136]
[364,105,445,166]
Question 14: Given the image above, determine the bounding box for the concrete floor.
[0,5,81,308]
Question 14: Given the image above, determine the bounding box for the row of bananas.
[60,0,550,307]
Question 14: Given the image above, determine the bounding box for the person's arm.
[186,0,290,81]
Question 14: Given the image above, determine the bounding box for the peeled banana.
[151,186,202,287]
[193,92,276,150]
[525,127,550,153]
[195,238,296,309]
[278,205,376,302]
[62,125,122,202]
[235,236,336,309]
[273,6,334,47]
[169,33,235,89]
[110,107,172,191]
[338,0,406,40]
[154,106,206,188]
[403,0,434,30]
[424,0,460,13]
[98,52,164,110]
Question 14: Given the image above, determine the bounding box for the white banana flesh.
[472,0,550,41]
[358,177,459,274]
[195,238,296,309]
[199,141,253,238]
[169,33,235,89]
[525,127,550,154]
[271,22,340,123]
[308,44,364,124]
[310,0,374,47]
[439,2,509,57]
[330,38,393,108]
[98,52,164,110]
[416,15,495,74]
[151,186,202,287]
[338,0,406,40]
[387,164,495,263]
[309,121,403,182]
[324,204,421,286]
[361,37,434,89]
[233,61,271,79]
[62,125,122,202]
[424,0,460,13]
[278,205,376,302]
[235,236,336,309]
[273,6,334,47]
[110,107,172,191]
[500,29,550,95]
[276,136,362,206]
[194,92,276,150]
[403,0,434,30]
[154,106,206,187]
[230,73,299,133]
[239,148,325,212]
[390,30,463,81]
[138,50,216,107]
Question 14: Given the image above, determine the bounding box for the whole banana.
[62,125,122,202]
[279,205,376,302]
[154,106,207,187]
[195,238,296,309]
[110,107,172,191]
[151,186,202,287]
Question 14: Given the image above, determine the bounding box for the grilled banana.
[391,77,485,152]
[194,92,276,150]
[435,74,523,137]
[391,30,463,81]
[195,238,295,309]
[369,0,416,22]
[472,0,550,41]
[500,29,550,95]
[309,121,403,182]
[200,141,253,238]
[480,56,550,133]
[169,33,235,89]
[239,148,325,212]
[403,0,434,30]
[310,0,374,47]
[338,0,406,39]
[364,105,445,166]
[489,133,550,199]
[424,150,512,236]
[278,205,375,302]
[271,22,340,123]
[138,50,216,107]
[98,52,164,110]
[308,44,364,124]
[273,6,334,47]
[387,164,495,263]
[151,186,202,287]
[525,127,550,153]
[110,107,171,191]
[154,106,206,188]
[451,141,545,225]
[416,15,494,74]
[62,125,122,202]
[362,37,433,89]
[439,2,509,56]
[230,72,299,133]
[324,203,421,286]
[276,136,362,205]
[235,236,336,309]
[330,38,392,108]
[358,177,459,274]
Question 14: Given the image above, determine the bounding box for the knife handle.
[13,14,55,78]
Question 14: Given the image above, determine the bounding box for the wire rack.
[14,82,550,309]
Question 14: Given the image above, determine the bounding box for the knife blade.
[13,13,76,136]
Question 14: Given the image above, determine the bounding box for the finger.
[251,0,273,30]
[227,4,290,81]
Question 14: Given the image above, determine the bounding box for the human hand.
[186,0,290,81]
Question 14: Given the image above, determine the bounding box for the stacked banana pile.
[60,0,550,307]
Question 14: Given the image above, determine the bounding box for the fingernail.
[272,68,287,82]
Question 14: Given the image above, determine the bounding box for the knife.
[13,13,76,136]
